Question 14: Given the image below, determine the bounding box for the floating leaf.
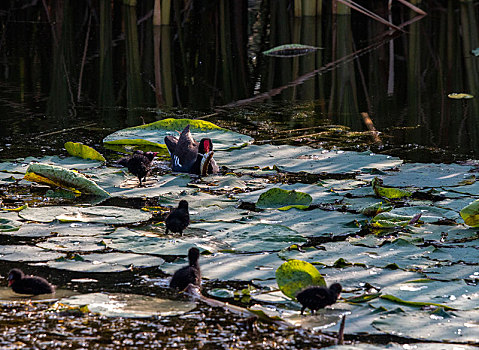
[372,177,412,199]
[59,293,196,318]
[0,217,22,232]
[447,93,474,99]
[256,188,312,210]
[64,142,106,162]
[25,163,109,197]
[380,294,455,310]
[360,202,392,216]
[208,288,235,299]
[345,292,382,303]
[103,118,252,152]
[460,198,479,227]
[263,44,320,57]
[275,259,325,299]
[19,206,151,224]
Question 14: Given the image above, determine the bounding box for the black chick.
[296,283,342,315]
[165,200,190,235]
[169,247,201,291]
[8,268,55,295]
[118,150,157,187]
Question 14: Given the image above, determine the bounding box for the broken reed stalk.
[337,315,346,345]
[335,0,404,32]
[395,0,427,15]
[360,112,382,144]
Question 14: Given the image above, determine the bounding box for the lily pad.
[448,93,474,99]
[275,260,325,299]
[0,245,64,262]
[460,198,479,227]
[48,252,164,272]
[214,145,402,175]
[256,188,312,210]
[64,142,106,162]
[0,217,22,232]
[103,118,252,151]
[25,163,109,197]
[60,293,196,317]
[372,309,479,343]
[19,206,152,224]
[263,44,320,57]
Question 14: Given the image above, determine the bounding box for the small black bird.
[8,268,55,295]
[169,247,201,291]
[165,200,190,235]
[118,150,157,187]
[296,283,342,315]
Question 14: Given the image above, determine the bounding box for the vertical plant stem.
[77,9,92,102]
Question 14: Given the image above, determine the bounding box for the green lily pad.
[60,293,196,317]
[36,236,109,252]
[25,163,109,197]
[0,217,22,232]
[0,245,64,262]
[48,252,164,272]
[103,118,252,151]
[256,188,312,210]
[372,177,412,199]
[460,198,479,227]
[215,145,402,175]
[372,309,479,343]
[448,93,474,99]
[275,260,325,299]
[19,206,152,224]
[263,44,320,57]
[64,142,106,162]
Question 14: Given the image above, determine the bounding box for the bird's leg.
[301,307,305,315]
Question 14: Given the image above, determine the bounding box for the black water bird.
[164,125,219,175]
[165,200,190,235]
[118,150,157,186]
[169,247,201,291]
[296,283,342,315]
[8,268,55,295]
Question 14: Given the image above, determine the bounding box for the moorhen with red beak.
[170,247,201,291]
[8,268,55,295]
[165,200,190,235]
[118,150,158,186]
[165,125,219,175]
[296,283,342,315]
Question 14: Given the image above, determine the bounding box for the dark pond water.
[1,1,479,348]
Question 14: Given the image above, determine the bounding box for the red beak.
[8,280,13,286]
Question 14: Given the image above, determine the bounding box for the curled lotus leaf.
[275,259,325,299]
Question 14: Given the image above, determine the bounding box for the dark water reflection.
[0,1,478,162]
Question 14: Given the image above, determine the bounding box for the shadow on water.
[1,1,479,348]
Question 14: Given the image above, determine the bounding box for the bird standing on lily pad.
[296,283,342,315]
[118,150,157,187]
[165,200,190,236]
[164,125,219,176]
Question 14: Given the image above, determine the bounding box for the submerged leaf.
[275,259,325,299]
[64,142,106,162]
[263,44,320,57]
[25,163,109,197]
[256,188,312,210]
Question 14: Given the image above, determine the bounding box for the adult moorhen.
[164,125,219,176]
[169,247,201,291]
[118,150,157,187]
[296,283,342,315]
[165,200,190,236]
[8,268,55,295]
